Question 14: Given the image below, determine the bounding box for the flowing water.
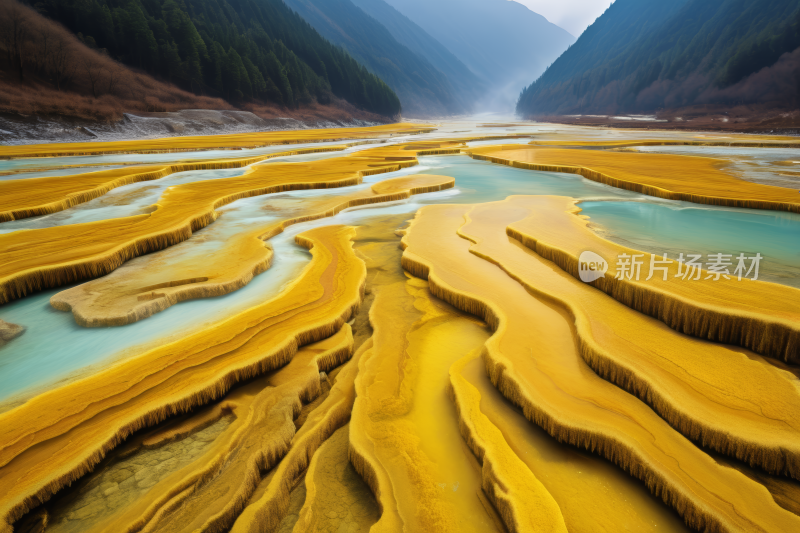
[1,126,798,402]
[5,121,800,533]
[581,200,800,287]
[0,140,377,175]
[635,145,800,189]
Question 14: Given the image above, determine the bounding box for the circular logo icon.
[578,251,607,282]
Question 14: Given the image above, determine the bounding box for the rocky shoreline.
[0,109,382,145]
[530,109,800,135]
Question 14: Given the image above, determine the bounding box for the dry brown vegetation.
[0,0,229,121]
[0,76,232,122]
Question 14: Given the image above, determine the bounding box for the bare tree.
[106,63,123,96]
[33,24,49,73]
[82,55,103,98]
[0,0,30,82]
[49,36,73,90]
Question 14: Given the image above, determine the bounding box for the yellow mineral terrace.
[0,124,435,159]
[505,195,800,362]
[0,140,465,304]
[50,174,454,326]
[0,224,365,533]
[401,202,800,533]
[467,144,800,213]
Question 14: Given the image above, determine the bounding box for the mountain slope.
[349,0,486,107]
[384,0,574,110]
[34,0,400,116]
[0,0,232,121]
[517,0,800,116]
[283,0,470,116]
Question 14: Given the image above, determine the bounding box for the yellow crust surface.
[467,145,800,213]
[0,224,365,533]
[400,201,800,533]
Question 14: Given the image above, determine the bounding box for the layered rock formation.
[3,125,799,533]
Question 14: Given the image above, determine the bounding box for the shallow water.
[414,154,641,203]
[0,139,378,174]
[581,200,800,287]
[0,141,410,233]
[636,145,800,189]
[636,144,800,163]
[5,120,800,533]
[2,138,799,402]
[0,167,249,233]
[0,131,468,176]
[0,165,126,181]
[0,184,449,403]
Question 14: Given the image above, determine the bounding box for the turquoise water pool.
[1,148,798,403]
[580,200,800,287]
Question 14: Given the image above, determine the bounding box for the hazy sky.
[514,0,612,37]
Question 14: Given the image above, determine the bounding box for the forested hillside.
[34,0,401,116]
[517,0,800,116]
[283,0,475,116]
[0,0,235,122]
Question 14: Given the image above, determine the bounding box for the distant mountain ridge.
[349,0,486,108]
[384,0,575,110]
[284,0,481,116]
[517,0,800,116]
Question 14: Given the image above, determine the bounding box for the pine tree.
[38,0,401,116]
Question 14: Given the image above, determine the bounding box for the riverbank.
[0,105,389,145]
[530,106,800,135]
